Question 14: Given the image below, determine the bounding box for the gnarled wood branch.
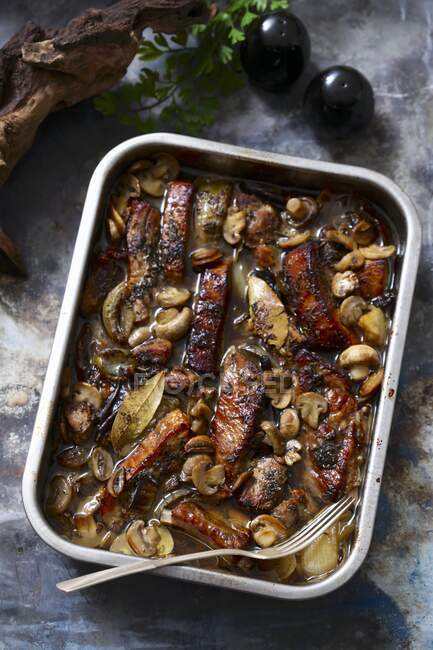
[0,0,209,275]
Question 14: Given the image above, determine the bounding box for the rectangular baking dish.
[22,133,421,600]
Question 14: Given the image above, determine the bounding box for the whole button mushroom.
[338,344,380,381]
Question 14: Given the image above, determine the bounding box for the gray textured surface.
[0,0,432,648]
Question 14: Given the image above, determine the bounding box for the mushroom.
[223,208,246,245]
[46,476,72,515]
[126,520,161,557]
[285,197,318,226]
[296,392,328,429]
[75,489,104,517]
[72,383,103,411]
[128,326,151,347]
[325,228,355,250]
[263,369,292,405]
[353,219,378,246]
[280,408,300,438]
[102,281,134,344]
[190,418,208,435]
[271,387,293,410]
[277,229,312,248]
[90,447,114,481]
[248,275,289,348]
[139,174,165,197]
[250,514,287,548]
[331,271,359,298]
[107,202,126,241]
[339,295,368,327]
[64,400,95,442]
[359,244,396,259]
[191,460,225,495]
[185,435,215,454]
[191,247,223,271]
[94,348,136,381]
[150,153,180,181]
[189,399,212,420]
[154,307,193,341]
[57,446,88,469]
[111,172,140,215]
[360,367,385,398]
[260,421,286,455]
[334,249,365,272]
[156,287,191,308]
[74,515,104,548]
[358,307,387,346]
[339,344,380,381]
[181,454,213,481]
[107,466,126,497]
[155,525,175,556]
[110,533,134,556]
[284,439,302,466]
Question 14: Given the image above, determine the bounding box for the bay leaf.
[111,371,165,452]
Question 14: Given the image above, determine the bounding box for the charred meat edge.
[159,181,194,282]
[185,260,230,375]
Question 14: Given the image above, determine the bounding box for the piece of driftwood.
[0,0,209,275]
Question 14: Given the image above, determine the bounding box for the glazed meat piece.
[159,181,194,282]
[282,241,356,350]
[194,179,232,242]
[120,409,190,482]
[80,250,123,316]
[185,260,230,375]
[357,259,388,299]
[211,349,265,485]
[294,348,350,395]
[272,489,306,530]
[126,198,160,286]
[167,500,250,549]
[239,456,287,512]
[302,420,359,502]
[234,187,280,247]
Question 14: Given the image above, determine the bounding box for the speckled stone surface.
[1,1,432,648]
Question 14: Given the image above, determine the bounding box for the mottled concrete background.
[0,0,432,648]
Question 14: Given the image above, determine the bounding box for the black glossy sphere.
[304,66,375,138]
[241,11,310,92]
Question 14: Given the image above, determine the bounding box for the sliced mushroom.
[185,435,215,455]
[72,383,103,411]
[90,447,114,481]
[181,454,213,481]
[110,532,134,555]
[325,228,355,250]
[359,244,396,259]
[250,514,287,548]
[154,307,193,341]
[191,460,225,495]
[189,399,212,420]
[57,446,88,469]
[75,489,104,517]
[107,202,126,241]
[191,418,208,435]
[263,370,292,404]
[284,439,302,466]
[353,219,378,246]
[260,421,286,455]
[360,367,385,398]
[358,307,387,346]
[74,515,104,548]
[156,525,175,556]
[248,275,289,348]
[46,476,72,515]
[277,229,312,248]
[150,153,180,181]
[191,247,223,271]
[111,172,140,216]
[102,281,134,344]
[280,408,300,438]
[107,466,126,497]
[334,249,365,272]
[339,295,368,327]
[285,197,318,226]
[339,344,380,381]
[271,387,293,409]
[128,326,151,347]
[223,208,246,245]
[127,520,161,557]
[94,348,136,381]
[156,287,191,308]
[331,270,359,298]
[139,174,165,197]
[64,400,94,442]
[296,392,328,429]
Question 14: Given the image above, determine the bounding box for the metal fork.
[57,495,354,592]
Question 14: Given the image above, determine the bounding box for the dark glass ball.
[241,11,310,92]
[304,65,375,138]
